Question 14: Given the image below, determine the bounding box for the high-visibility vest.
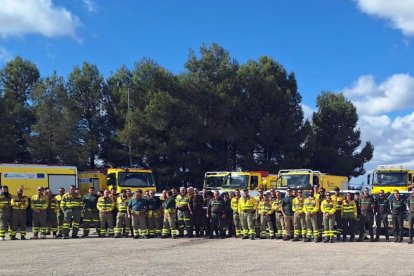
[238,197,257,213]
[31,195,48,211]
[117,197,129,212]
[292,197,305,214]
[332,194,344,212]
[341,200,357,218]
[61,193,83,209]
[304,197,319,214]
[175,194,190,209]
[321,200,336,215]
[258,201,272,215]
[97,197,115,213]
[11,195,29,210]
[271,198,282,212]
[231,197,240,212]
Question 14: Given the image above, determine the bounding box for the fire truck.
[276,169,348,192]
[369,165,414,195]
[78,167,156,194]
[203,171,277,196]
[0,163,77,196]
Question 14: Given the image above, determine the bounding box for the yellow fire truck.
[369,165,414,194]
[78,167,156,194]
[203,171,273,196]
[276,169,348,192]
[0,164,77,196]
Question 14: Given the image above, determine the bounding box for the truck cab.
[203,171,265,196]
[276,169,348,193]
[369,165,413,195]
[79,168,156,194]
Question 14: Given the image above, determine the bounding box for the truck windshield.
[279,174,311,189]
[204,176,224,189]
[118,172,155,187]
[373,172,407,187]
[223,174,248,189]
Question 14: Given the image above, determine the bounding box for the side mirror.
[367,174,371,185]
[107,173,116,186]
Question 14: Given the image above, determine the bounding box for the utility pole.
[127,84,132,167]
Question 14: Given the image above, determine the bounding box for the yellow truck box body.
[0,164,77,196]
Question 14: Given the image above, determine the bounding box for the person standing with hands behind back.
[391,190,405,243]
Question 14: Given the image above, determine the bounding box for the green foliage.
[0,56,39,162]
[308,92,374,178]
[237,57,308,171]
[66,62,106,169]
[0,45,374,187]
[30,73,85,164]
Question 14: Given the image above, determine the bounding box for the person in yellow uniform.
[0,186,12,241]
[292,189,306,241]
[31,186,49,239]
[45,188,60,238]
[258,193,274,239]
[303,189,320,242]
[271,191,285,239]
[332,187,344,240]
[175,187,192,237]
[97,190,116,238]
[341,192,357,241]
[161,191,177,239]
[321,192,337,243]
[115,189,131,238]
[54,187,65,238]
[10,188,29,240]
[147,190,162,238]
[254,189,265,237]
[230,189,242,238]
[238,189,258,240]
[61,185,83,239]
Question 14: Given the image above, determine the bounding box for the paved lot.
[1,234,414,276]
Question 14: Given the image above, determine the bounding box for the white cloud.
[83,0,98,14]
[301,103,314,121]
[0,46,12,62]
[355,0,414,36]
[343,74,414,182]
[0,0,81,41]
[343,73,414,115]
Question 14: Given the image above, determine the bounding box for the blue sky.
[1,0,414,182]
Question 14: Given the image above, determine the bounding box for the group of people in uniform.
[1,184,414,243]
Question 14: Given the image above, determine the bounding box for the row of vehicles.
[203,169,349,195]
[0,164,156,197]
[203,165,414,196]
[202,165,414,234]
[1,163,413,198]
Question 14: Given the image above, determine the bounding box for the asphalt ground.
[1,233,414,276]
